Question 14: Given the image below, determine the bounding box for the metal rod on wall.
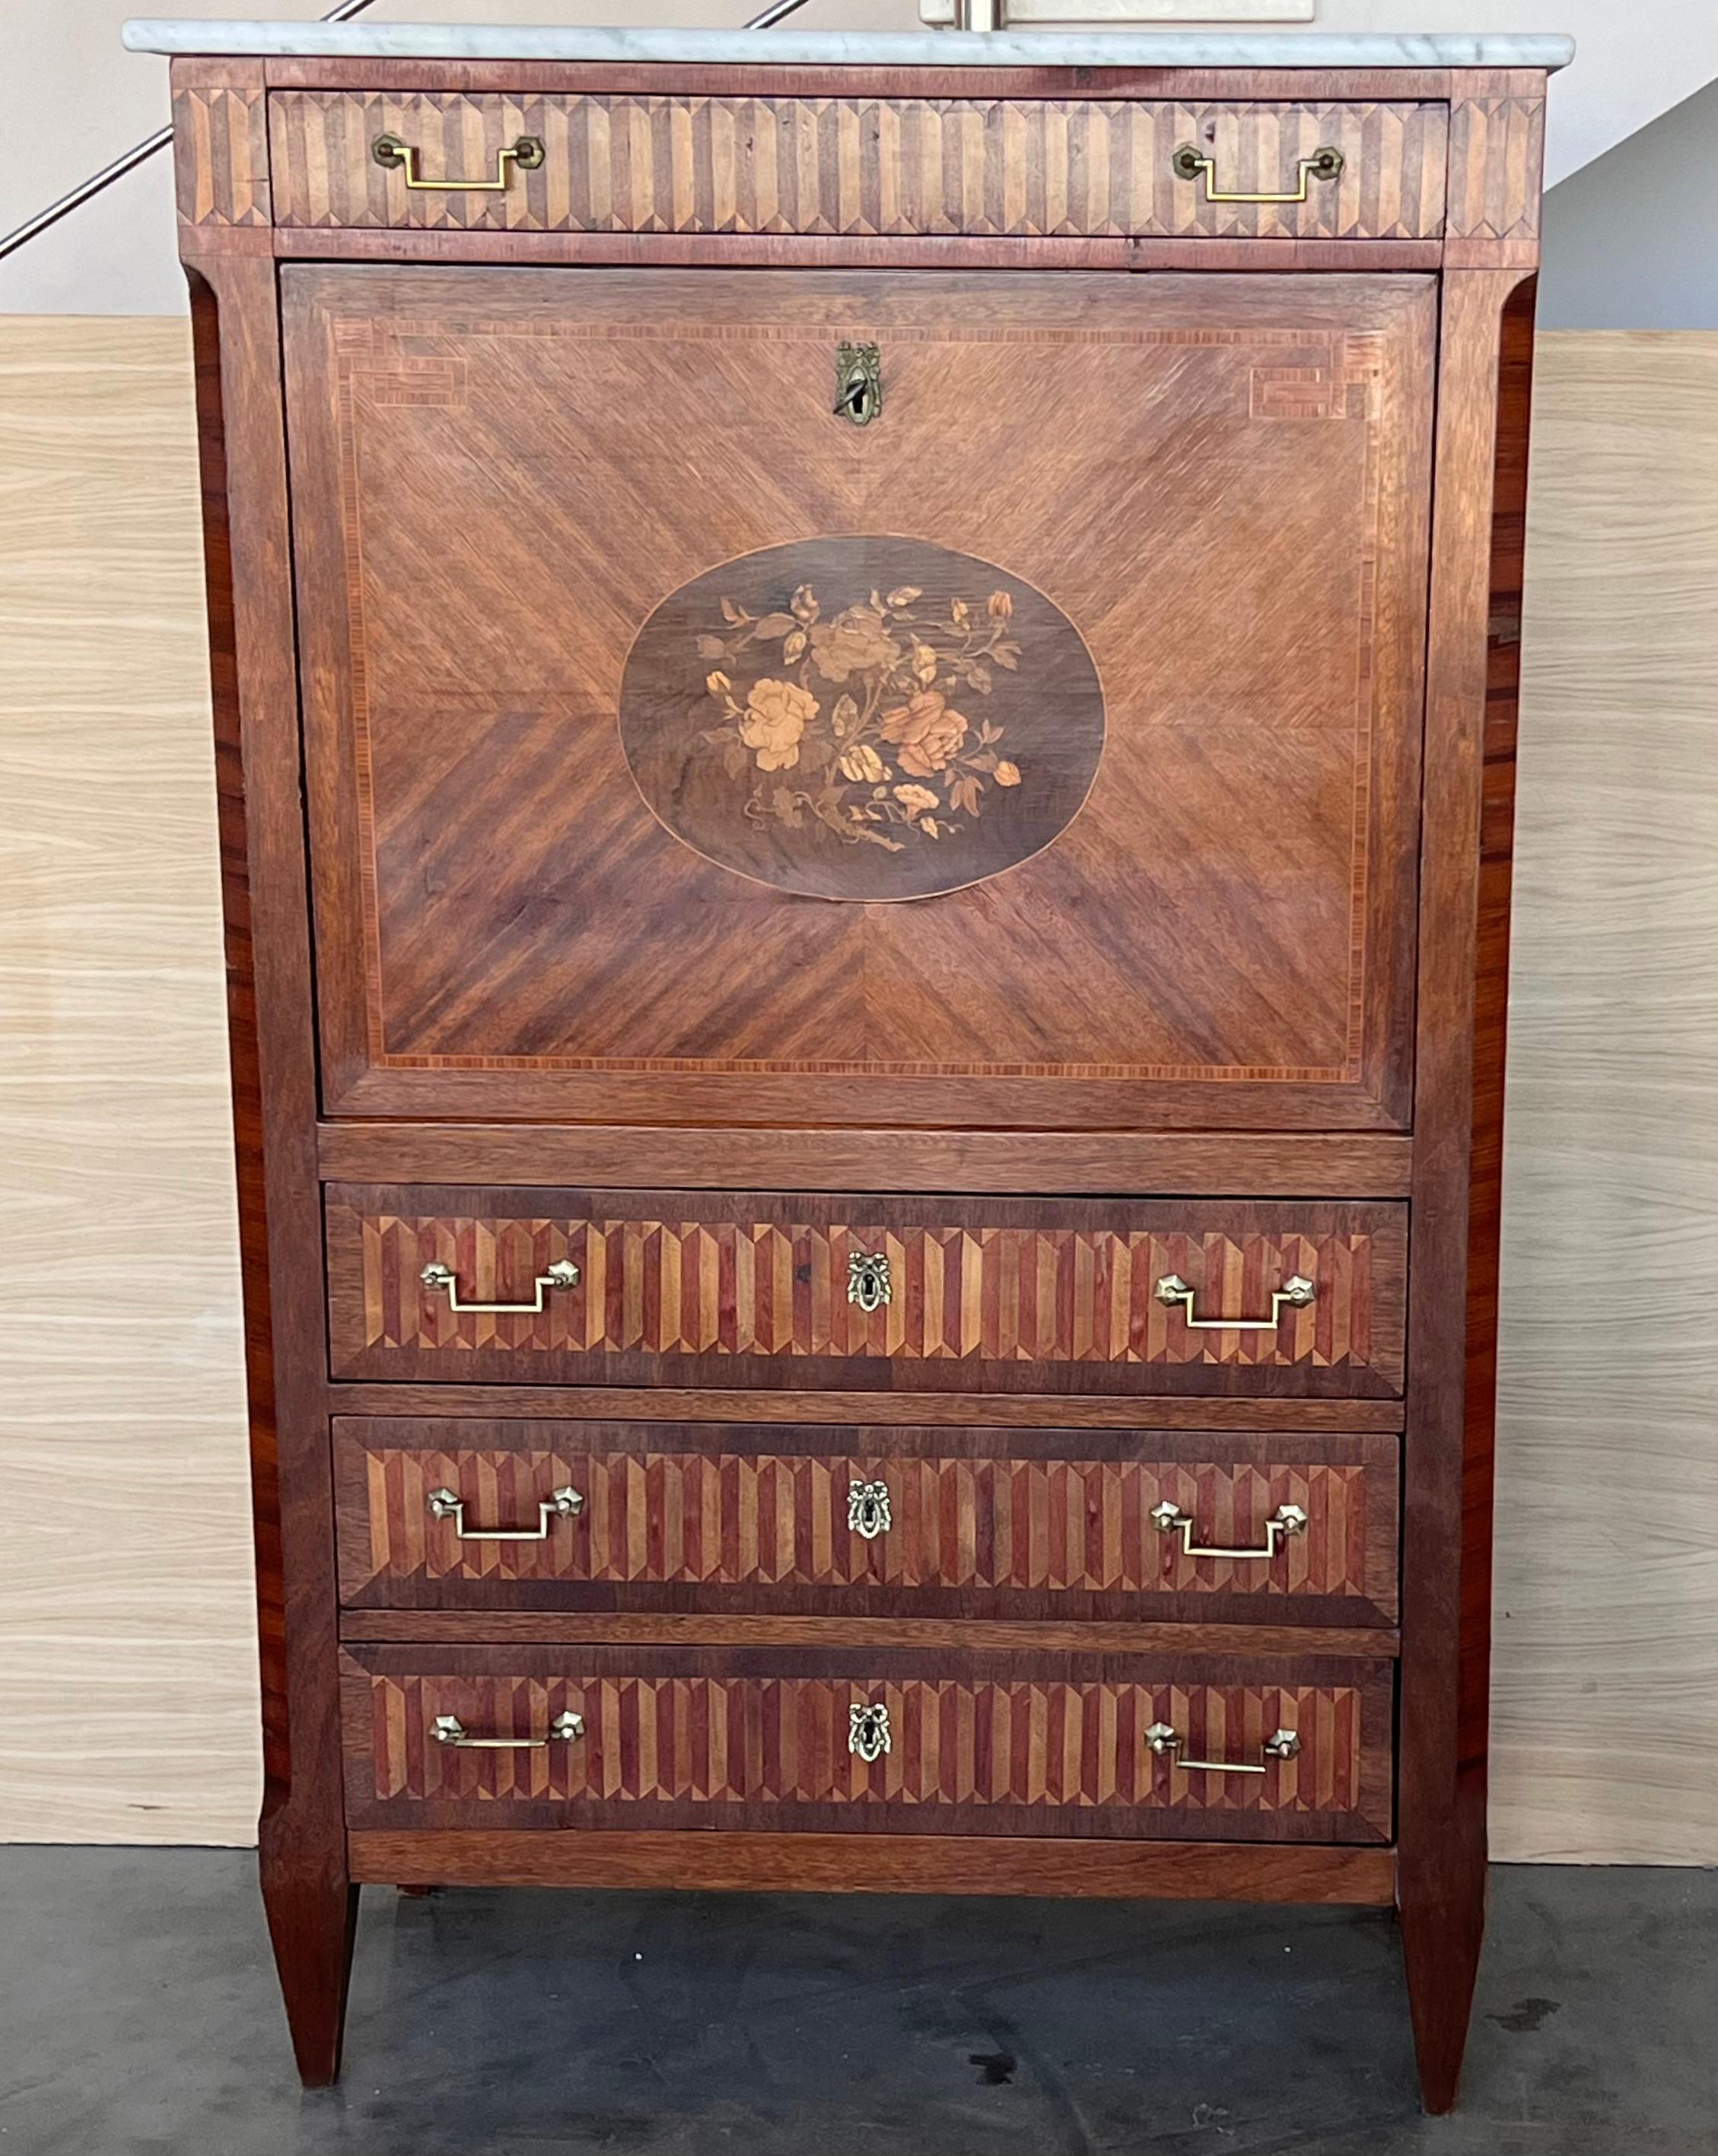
[0,0,817,268]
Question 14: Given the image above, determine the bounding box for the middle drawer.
[335,1419,1400,1627]
[326,1186,1406,1398]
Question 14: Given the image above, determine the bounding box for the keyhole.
[834,342,881,427]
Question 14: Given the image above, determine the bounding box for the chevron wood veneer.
[269,93,1449,240]
[333,1421,1399,1624]
[1446,95,1545,242]
[325,1188,1406,1396]
[342,1651,1393,1842]
[173,78,272,227]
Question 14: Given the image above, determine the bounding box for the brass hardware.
[419,1257,579,1315]
[1170,142,1344,205]
[1145,1722,1300,1776]
[848,1702,892,1762]
[834,341,882,426]
[847,1250,892,1312]
[427,1484,584,1542]
[1151,1500,1308,1561]
[1154,1272,1315,1330]
[431,1709,584,1750]
[371,131,546,192]
[848,1479,892,1541]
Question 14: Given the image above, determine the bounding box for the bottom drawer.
[341,1646,1393,1844]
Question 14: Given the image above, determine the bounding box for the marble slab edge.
[122,21,1575,71]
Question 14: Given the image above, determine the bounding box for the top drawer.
[268,93,1449,240]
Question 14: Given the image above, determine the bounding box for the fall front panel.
[283,267,1433,1127]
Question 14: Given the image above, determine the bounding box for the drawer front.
[336,1419,1400,1626]
[326,1187,1408,1398]
[269,92,1447,240]
[340,1646,1394,1843]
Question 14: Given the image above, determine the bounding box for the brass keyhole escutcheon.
[834,341,882,426]
[848,1702,892,1763]
[848,1250,892,1312]
[848,1479,892,1541]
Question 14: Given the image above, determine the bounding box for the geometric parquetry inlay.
[271,91,1451,240]
[347,1210,1384,1372]
[355,1447,1377,1600]
[365,1673,1374,1819]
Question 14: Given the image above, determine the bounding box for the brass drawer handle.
[1155,1271,1314,1331]
[431,1711,584,1750]
[1151,1500,1308,1561]
[427,1484,584,1542]
[419,1257,579,1315]
[371,130,546,193]
[1170,142,1344,205]
[848,1479,892,1541]
[1146,1722,1300,1776]
[848,1702,892,1762]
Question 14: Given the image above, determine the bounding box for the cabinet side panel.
[1396,264,1535,2115]
[180,75,357,2074]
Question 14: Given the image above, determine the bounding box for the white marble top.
[122,21,1574,70]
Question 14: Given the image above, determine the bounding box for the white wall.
[3,1,1716,316]
[1539,75,1718,331]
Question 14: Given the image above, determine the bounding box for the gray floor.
[1,1852,1713,2155]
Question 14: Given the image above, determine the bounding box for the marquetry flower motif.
[693,582,1025,855]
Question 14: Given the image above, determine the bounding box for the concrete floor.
[1,1853,1713,2155]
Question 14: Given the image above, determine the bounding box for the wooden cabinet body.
[166,34,1554,2117]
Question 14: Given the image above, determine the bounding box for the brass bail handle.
[420,1256,580,1316]
[1171,142,1344,206]
[1155,1271,1315,1331]
[427,1484,584,1544]
[372,131,546,193]
[1152,1499,1308,1563]
[1146,1723,1301,1776]
[431,1710,584,1750]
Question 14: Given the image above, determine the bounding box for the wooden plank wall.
[0,316,1712,1859]
[0,319,258,1843]
[1491,331,1718,1864]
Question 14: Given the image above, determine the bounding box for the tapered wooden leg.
[1396,1845,1486,2114]
[261,1853,359,2088]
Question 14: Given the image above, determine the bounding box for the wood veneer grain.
[1494,333,1718,1867]
[325,1187,1408,1398]
[0,315,254,1847]
[337,1611,1400,1656]
[313,1124,1417,1197]
[268,91,1449,240]
[333,1417,1400,1626]
[340,1642,1395,1843]
[348,1827,1398,1902]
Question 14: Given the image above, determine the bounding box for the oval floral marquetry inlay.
[618,537,1106,902]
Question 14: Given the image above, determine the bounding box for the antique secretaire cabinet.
[136,14,1569,2112]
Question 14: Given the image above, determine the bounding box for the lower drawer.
[340,1646,1394,1843]
[335,1420,1399,1627]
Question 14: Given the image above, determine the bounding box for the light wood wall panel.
[0,318,1712,1860]
[1491,330,1718,1865]
[0,318,258,1844]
